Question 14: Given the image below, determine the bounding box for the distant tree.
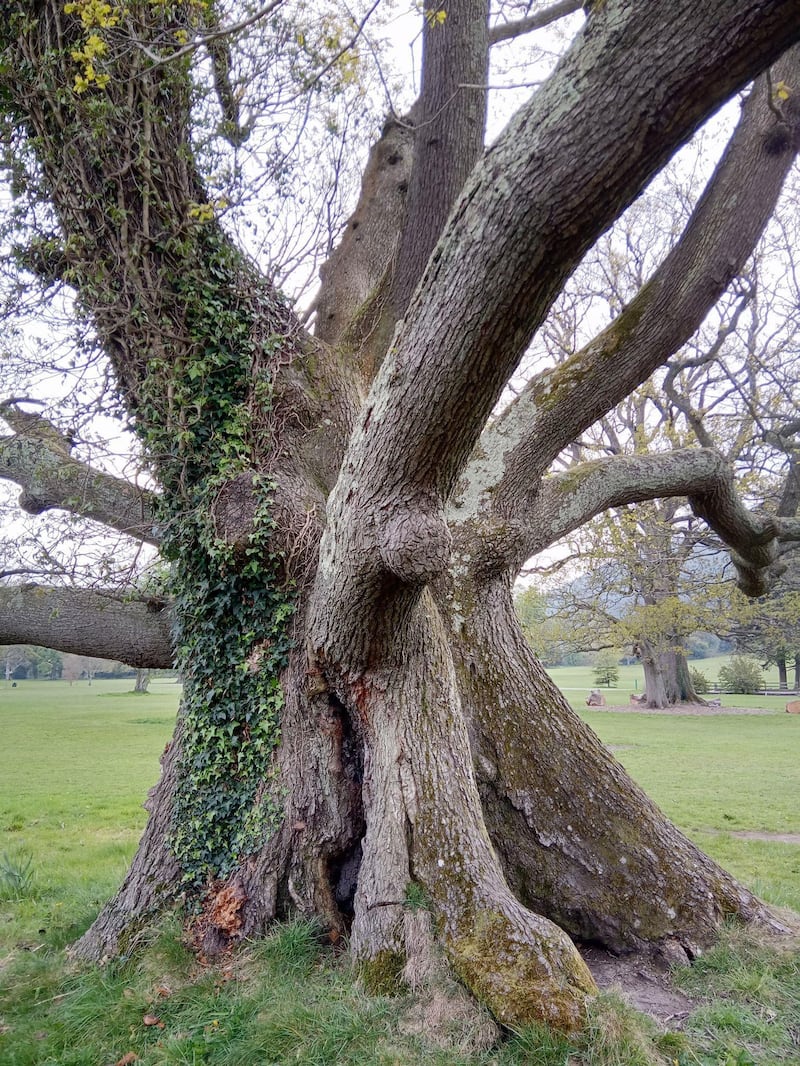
[592,650,620,688]
[731,562,800,690]
[514,587,574,666]
[134,668,151,693]
[0,644,62,680]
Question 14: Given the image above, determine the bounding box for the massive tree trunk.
[640,639,705,708]
[3,0,800,1038]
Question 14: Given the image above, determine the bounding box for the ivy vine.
[2,1,298,891]
[137,230,296,889]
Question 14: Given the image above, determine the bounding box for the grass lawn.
[1,677,799,1064]
[0,678,179,947]
[547,654,793,708]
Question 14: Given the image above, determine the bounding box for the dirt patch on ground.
[591,702,774,716]
[728,830,800,845]
[579,946,698,1027]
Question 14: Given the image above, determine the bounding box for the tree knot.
[379,506,452,585]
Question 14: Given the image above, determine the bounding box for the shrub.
[690,667,710,694]
[717,656,764,694]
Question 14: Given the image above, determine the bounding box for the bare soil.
[579,945,698,1027]
[729,830,800,845]
[592,702,774,715]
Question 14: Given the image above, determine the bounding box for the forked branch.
[0,405,158,544]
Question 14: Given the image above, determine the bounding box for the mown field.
[1,676,798,1065]
[548,655,793,710]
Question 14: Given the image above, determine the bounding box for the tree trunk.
[639,639,670,709]
[637,639,704,707]
[73,563,782,1032]
[661,644,706,704]
[795,654,800,693]
[777,653,788,691]
[445,575,771,958]
[134,669,151,693]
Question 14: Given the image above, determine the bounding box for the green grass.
[1,678,799,1064]
[0,678,179,946]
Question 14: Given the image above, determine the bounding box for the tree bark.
[5,0,800,1039]
[445,573,773,955]
[640,641,671,710]
[661,646,705,705]
[391,0,489,316]
[134,669,151,693]
[0,586,173,669]
[0,419,158,543]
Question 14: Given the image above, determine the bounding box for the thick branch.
[0,422,158,544]
[688,481,782,597]
[392,0,489,316]
[521,449,727,559]
[313,118,414,358]
[488,0,582,46]
[316,0,490,378]
[454,45,800,525]
[776,454,800,518]
[0,585,173,668]
[315,2,800,666]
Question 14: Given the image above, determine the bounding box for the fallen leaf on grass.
[114,1054,138,1066]
[155,985,172,998]
[142,1014,165,1029]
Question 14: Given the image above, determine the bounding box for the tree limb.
[688,480,782,597]
[488,0,583,46]
[314,1,800,667]
[453,44,800,526]
[0,585,173,668]
[0,407,158,544]
[520,448,728,560]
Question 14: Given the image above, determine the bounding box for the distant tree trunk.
[134,669,151,693]
[794,654,800,693]
[776,653,788,691]
[639,639,670,708]
[661,643,706,704]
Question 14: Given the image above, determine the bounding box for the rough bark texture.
[3,0,800,1038]
[391,0,489,316]
[0,585,173,669]
[445,574,772,958]
[454,46,800,536]
[0,411,158,543]
[314,117,414,364]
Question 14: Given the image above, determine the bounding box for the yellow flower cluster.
[71,33,110,92]
[64,0,121,91]
[64,0,210,94]
[188,198,228,223]
[63,0,120,28]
